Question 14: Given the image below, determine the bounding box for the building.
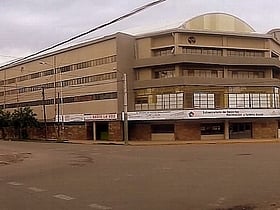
[1,13,280,141]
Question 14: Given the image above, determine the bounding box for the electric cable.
[0,0,167,70]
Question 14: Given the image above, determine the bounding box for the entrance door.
[96,122,109,140]
[86,122,93,140]
[229,123,252,139]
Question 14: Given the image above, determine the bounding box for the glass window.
[151,124,174,133]
[201,123,224,135]
[194,93,215,109]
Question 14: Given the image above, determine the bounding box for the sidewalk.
[66,139,280,146]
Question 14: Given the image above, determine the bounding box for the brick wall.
[109,121,123,141]
[63,124,87,140]
[28,125,58,140]
[129,123,151,141]
[252,120,278,139]
[175,121,201,141]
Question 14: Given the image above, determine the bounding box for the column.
[224,120,229,140]
[93,122,96,141]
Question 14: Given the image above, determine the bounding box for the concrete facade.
[1,13,280,142]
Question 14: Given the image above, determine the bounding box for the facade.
[1,13,280,141]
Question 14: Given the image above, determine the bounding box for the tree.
[0,108,11,139]
[11,107,39,139]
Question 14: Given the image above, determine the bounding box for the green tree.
[0,108,11,139]
[11,107,39,139]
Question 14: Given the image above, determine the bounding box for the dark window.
[201,123,224,135]
[31,72,41,79]
[151,124,174,133]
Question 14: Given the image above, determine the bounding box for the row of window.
[135,92,280,110]
[182,47,222,56]
[2,92,117,109]
[228,93,280,108]
[0,55,117,85]
[228,71,265,79]
[152,47,174,57]
[135,93,184,110]
[1,72,117,96]
[182,69,224,78]
[150,66,265,79]
[227,49,264,57]
[152,46,266,58]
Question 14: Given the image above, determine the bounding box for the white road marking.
[28,187,46,192]
[89,203,112,210]
[7,182,23,186]
[53,194,75,201]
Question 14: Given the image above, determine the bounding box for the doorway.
[229,122,252,139]
[86,122,93,140]
[96,122,109,140]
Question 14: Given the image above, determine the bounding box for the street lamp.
[39,57,64,140]
[114,69,128,145]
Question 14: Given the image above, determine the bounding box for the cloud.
[0,0,279,64]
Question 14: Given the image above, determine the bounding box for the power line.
[0,0,167,70]
[0,54,21,59]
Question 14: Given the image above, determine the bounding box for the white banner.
[84,113,118,121]
[128,109,280,121]
[55,113,118,122]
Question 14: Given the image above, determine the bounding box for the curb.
[66,139,280,146]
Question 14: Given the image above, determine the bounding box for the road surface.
[1,140,280,210]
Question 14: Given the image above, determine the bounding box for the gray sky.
[0,0,279,64]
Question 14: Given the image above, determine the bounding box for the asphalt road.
[1,141,280,210]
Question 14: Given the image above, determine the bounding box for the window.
[17,75,29,82]
[151,124,174,133]
[182,47,222,56]
[227,49,265,57]
[152,47,174,56]
[153,66,175,79]
[135,92,183,111]
[201,123,224,135]
[59,65,71,73]
[182,67,224,78]
[42,69,54,76]
[30,72,41,79]
[229,70,264,79]
[194,93,215,109]
[6,78,16,84]
[228,93,274,108]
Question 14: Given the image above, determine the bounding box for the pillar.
[224,120,229,140]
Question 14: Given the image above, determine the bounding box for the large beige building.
[1,13,280,141]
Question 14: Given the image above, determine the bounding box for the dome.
[267,28,280,42]
[180,13,255,33]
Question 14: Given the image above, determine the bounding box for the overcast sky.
[0,0,279,65]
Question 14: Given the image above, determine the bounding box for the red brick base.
[252,120,278,139]
[175,121,201,141]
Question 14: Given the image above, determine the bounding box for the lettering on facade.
[128,109,280,121]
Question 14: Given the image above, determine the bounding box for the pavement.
[66,138,280,146]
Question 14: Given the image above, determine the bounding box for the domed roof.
[267,28,280,42]
[180,13,255,33]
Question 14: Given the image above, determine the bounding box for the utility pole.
[123,73,128,145]
[3,69,6,109]
[57,92,61,140]
[41,87,47,140]
[53,56,57,126]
